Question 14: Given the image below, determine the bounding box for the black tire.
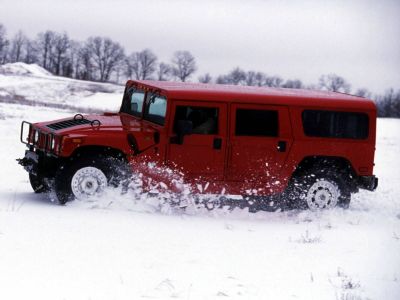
[54,154,131,205]
[29,174,49,193]
[284,169,351,210]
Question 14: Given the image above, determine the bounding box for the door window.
[144,94,167,125]
[174,106,219,135]
[235,109,278,137]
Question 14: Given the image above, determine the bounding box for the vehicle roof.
[128,80,376,111]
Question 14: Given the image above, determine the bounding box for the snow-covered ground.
[0,64,399,300]
[0,62,123,112]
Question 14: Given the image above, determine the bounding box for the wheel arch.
[69,145,128,162]
[290,155,358,192]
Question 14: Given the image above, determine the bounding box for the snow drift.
[0,62,124,112]
[0,62,53,77]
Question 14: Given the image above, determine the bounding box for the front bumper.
[17,150,39,175]
[358,175,378,191]
[17,150,61,177]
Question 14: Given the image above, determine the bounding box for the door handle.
[277,141,286,152]
[213,137,222,150]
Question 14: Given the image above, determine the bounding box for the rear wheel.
[54,155,130,204]
[285,169,351,211]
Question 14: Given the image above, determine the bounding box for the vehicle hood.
[34,113,156,135]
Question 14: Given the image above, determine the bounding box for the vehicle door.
[226,104,292,188]
[167,101,227,181]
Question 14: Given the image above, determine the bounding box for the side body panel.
[281,106,377,182]
[166,101,228,181]
[225,103,293,195]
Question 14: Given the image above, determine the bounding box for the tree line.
[0,23,398,117]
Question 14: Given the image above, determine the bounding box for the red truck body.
[19,80,378,209]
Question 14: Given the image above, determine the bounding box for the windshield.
[120,87,168,126]
[120,87,146,117]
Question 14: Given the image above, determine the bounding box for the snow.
[0,63,124,112]
[0,62,53,77]
[0,67,399,299]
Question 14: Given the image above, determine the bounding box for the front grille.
[46,118,91,130]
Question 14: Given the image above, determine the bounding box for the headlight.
[34,131,39,143]
[51,136,56,150]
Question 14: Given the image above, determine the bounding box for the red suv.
[18,80,378,210]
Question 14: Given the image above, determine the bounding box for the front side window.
[174,106,218,135]
[120,88,145,117]
[235,109,278,137]
[302,110,369,139]
[144,94,167,125]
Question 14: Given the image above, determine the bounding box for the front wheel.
[54,155,130,204]
[29,174,50,193]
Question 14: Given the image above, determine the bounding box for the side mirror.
[175,120,193,144]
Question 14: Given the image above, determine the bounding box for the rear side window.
[302,110,369,139]
[235,109,278,137]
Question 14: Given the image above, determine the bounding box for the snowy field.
[0,62,123,112]
[0,65,399,300]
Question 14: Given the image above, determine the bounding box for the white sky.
[0,0,399,94]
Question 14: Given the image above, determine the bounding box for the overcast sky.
[1,0,399,93]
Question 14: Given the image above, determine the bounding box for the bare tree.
[113,59,127,83]
[319,74,351,93]
[66,40,81,79]
[355,88,371,98]
[282,79,303,89]
[37,30,55,70]
[216,74,230,84]
[229,67,246,85]
[24,39,38,64]
[157,62,172,81]
[264,76,283,87]
[86,36,125,81]
[243,71,267,86]
[0,23,10,64]
[375,88,400,118]
[172,50,197,82]
[216,67,246,85]
[126,49,157,80]
[78,45,93,80]
[52,32,70,75]
[9,31,26,62]
[254,72,266,86]
[198,73,212,83]
[245,71,257,86]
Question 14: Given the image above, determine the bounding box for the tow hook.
[16,157,35,173]
[17,157,29,166]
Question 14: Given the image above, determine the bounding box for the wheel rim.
[71,167,108,200]
[306,179,340,211]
